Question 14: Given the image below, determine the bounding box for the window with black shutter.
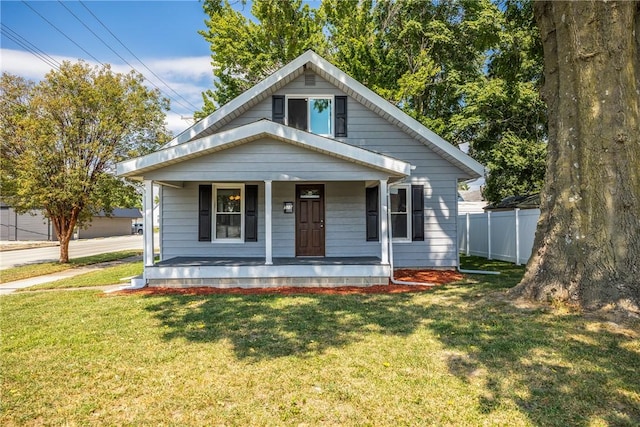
[272,95,285,124]
[366,185,379,241]
[273,95,346,137]
[198,185,212,241]
[411,185,425,241]
[245,185,258,242]
[335,96,347,137]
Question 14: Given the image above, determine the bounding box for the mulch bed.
[113,269,464,296]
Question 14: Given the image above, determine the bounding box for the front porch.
[146,256,390,288]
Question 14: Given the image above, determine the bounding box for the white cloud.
[147,56,212,80]
[0,48,85,79]
[1,48,212,134]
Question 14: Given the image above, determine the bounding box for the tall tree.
[510,1,640,313]
[453,0,548,203]
[0,62,170,263]
[196,0,327,117]
[325,0,503,139]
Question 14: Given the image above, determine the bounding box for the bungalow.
[117,51,484,288]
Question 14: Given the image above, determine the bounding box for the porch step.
[147,276,388,289]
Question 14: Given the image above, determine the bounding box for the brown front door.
[296,184,325,257]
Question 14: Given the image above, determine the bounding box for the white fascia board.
[117,120,411,178]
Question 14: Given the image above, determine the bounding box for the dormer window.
[287,96,332,136]
[272,95,347,137]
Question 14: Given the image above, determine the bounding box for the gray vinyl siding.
[161,182,266,260]
[271,182,295,257]
[269,182,377,258]
[160,181,378,259]
[392,179,459,268]
[325,182,379,257]
[159,71,465,268]
[145,139,390,182]
[218,74,345,132]
[271,181,376,257]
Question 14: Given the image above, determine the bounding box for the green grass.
[1,257,639,426]
[22,261,143,291]
[0,250,142,284]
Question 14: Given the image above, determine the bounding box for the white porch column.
[380,179,389,265]
[158,185,163,262]
[143,180,155,268]
[264,180,273,265]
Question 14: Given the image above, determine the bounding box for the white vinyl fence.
[458,209,540,265]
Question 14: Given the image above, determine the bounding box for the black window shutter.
[272,95,285,124]
[335,96,347,137]
[198,185,212,241]
[366,186,379,241]
[411,185,425,241]
[245,185,258,242]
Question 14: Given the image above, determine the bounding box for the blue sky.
[0,0,234,134]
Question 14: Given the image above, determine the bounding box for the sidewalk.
[0,257,142,295]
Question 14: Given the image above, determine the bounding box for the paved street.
[0,235,150,270]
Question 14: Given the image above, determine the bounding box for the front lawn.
[1,258,638,426]
[0,250,142,284]
[22,261,143,291]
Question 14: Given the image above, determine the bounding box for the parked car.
[132,223,143,234]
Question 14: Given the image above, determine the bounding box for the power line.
[1,23,61,70]
[56,1,197,112]
[20,0,105,67]
[78,0,201,112]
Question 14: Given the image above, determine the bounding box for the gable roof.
[163,50,484,179]
[117,120,411,179]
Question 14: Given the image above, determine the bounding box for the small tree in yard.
[510,1,640,314]
[1,62,170,263]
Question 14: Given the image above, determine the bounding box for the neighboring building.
[0,203,53,241]
[117,51,484,288]
[0,204,142,241]
[458,189,486,214]
[483,193,540,211]
[77,208,143,239]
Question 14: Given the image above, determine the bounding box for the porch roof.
[117,120,411,181]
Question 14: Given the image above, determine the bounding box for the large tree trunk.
[510,1,640,314]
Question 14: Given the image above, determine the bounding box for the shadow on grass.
[146,291,424,359]
[144,257,640,425]
[431,289,640,426]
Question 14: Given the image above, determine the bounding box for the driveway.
[0,234,155,270]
